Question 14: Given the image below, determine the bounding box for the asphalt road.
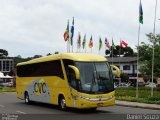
[0,93,160,120]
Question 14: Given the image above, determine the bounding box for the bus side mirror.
[68,65,80,80]
[110,65,120,77]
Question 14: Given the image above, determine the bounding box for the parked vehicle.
[0,82,8,87]
[0,82,14,87]
[145,82,157,88]
[118,83,130,88]
[114,83,118,89]
[138,82,145,87]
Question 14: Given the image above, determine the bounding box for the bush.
[115,87,160,104]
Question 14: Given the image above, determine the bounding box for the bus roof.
[17,53,108,66]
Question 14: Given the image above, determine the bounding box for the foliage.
[47,53,52,56]
[120,73,129,82]
[139,33,160,78]
[13,56,31,67]
[0,87,16,92]
[0,49,8,57]
[115,87,160,104]
[13,55,43,67]
[105,46,135,57]
[33,55,42,58]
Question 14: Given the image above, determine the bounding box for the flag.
[88,35,93,48]
[139,0,143,24]
[77,33,81,48]
[64,20,69,42]
[120,40,128,47]
[105,37,110,49]
[99,37,102,51]
[82,34,86,49]
[70,17,74,45]
[112,39,116,49]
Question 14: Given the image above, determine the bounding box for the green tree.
[123,47,134,57]
[120,73,129,83]
[13,57,30,67]
[47,53,52,56]
[0,49,8,57]
[139,33,160,78]
[33,55,42,58]
[105,45,135,57]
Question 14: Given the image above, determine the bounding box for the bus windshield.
[75,62,114,94]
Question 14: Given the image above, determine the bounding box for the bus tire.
[89,107,97,111]
[59,96,67,110]
[24,92,30,104]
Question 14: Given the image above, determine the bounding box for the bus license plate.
[97,103,103,107]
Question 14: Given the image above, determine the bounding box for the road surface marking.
[16,110,26,114]
[0,105,5,108]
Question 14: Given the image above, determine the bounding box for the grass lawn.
[0,87,16,92]
[115,87,160,104]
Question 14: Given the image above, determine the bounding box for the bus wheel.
[24,92,30,104]
[89,107,97,111]
[59,96,67,110]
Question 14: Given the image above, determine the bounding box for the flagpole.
[119,40,121,66]
[99,37,100,55]
[77,38,78,53]
[112,44,113,65]
[112,38,113,65]
[67,41,69,52]
[85,38,86,53]
[71,36,73,53]
[68,27,70,53]
[136,0,143,98]
[72,36,73,53]
[65,19,69,53]
[136,22,141,98]
[151,0,157,97]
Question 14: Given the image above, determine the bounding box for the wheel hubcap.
[25,96,29,103]
[61,99,66,109]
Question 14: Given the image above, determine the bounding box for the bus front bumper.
[71,95,115,109]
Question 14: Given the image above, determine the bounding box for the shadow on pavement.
[17,101,112,114]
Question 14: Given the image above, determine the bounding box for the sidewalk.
[115,100,160,110]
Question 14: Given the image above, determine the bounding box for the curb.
[115,100,160,110]
[0,92,16,94]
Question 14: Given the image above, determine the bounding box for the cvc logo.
[34,79,46,96]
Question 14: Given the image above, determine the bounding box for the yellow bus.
[16,53,120,110]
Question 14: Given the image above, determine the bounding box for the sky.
[0,0,160,58]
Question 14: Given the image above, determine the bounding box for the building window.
[10,61,13,71]
[3,61,6,71]
[123,65,130,70]
[6,61,9,71]
[0,59,14,72]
